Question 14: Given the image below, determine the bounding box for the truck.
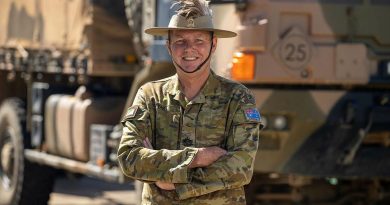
[0,0,241,204]
[0,0,176,204]
[1,0,390,205]
[218,0,390,204]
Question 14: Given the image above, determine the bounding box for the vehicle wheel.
[0,98,56,205]
[124,0,155,59]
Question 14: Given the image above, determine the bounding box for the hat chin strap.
[169,36,214,74]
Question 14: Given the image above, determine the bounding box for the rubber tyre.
[0,98,56,205]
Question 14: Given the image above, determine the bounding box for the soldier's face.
[167,30,217,73]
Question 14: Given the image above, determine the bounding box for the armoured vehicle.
[219,0,390,204]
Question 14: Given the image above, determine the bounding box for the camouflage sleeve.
[117,88,198,183]
[175,92,261,200]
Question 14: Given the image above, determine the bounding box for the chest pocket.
[154,103,180,150]
[196,105,228,147]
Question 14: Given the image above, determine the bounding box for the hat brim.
[145,27,237,38]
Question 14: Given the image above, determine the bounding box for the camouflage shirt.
[118,71,262,205]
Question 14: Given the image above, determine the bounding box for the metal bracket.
[338,110,373,165]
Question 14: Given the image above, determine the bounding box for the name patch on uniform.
[244,108,260,121]
[126,105,139,118]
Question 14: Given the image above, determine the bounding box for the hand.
[155,181,175,190]
[189,146,227,168]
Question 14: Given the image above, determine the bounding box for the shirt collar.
[167,70,222,104]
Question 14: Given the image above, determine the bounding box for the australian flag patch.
[244,108,261,121]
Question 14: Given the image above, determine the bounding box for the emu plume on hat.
[144,0,237,38]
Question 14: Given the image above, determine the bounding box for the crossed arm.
[154,146,227,190]
[118,119,259,200]
[118,89,260,199]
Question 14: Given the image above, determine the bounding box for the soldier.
[117,0,263,204]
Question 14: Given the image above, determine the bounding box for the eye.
[175,40,185,45]
[195,39,204,44]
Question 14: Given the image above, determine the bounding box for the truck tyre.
[0,98,56,205]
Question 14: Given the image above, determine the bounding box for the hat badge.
[187,18,195,28]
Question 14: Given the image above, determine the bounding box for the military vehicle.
[2,0,389,204]
[0,0,176,204]
[217,0,390,204]
[0,0,242,204]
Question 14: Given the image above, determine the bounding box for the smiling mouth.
[182,57,198,61]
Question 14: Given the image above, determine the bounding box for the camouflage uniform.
[118,71,262,204]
